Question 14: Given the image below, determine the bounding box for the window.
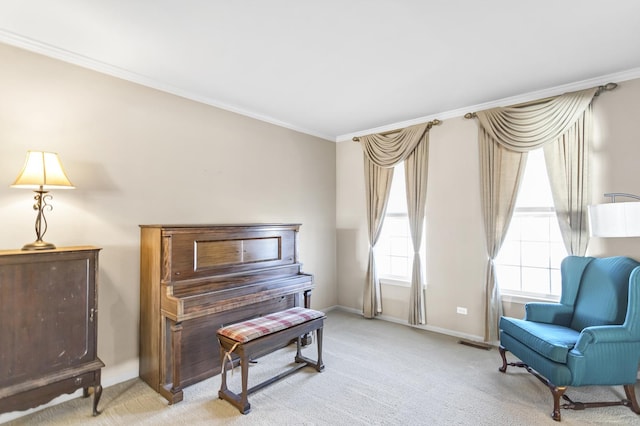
[375,162,414,282]
[495,148,567,298]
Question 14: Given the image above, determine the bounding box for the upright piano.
[139,223,314,404]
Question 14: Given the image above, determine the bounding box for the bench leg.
[218,346,251,414]
[316,327,324,372]
[294,327,325,372]
[295,336,303,360]
[239,354,251,414]
[218,346,229,395]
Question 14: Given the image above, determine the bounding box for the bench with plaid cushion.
[217,307,325,414]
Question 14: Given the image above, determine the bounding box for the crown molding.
[0,30,335,142]
[2,29,638,144]
[337,67,640,142]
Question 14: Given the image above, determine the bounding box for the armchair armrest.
[573,325,636,352]
[568,325,640,386]
[525,302,573,326]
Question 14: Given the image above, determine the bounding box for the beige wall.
[337,78,640,339]
[3,36,640,421]
[0,42,337,399]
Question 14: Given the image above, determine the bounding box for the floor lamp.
[588,193,640,238]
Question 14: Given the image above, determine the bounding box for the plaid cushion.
[217,307,325,343]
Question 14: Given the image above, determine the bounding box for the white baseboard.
[331,304,486,344]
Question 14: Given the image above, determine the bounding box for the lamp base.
[22,240,56,251]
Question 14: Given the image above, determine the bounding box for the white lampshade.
[11,151,75,189]
[588,202,640,237]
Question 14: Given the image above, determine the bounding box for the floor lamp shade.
[588,202,640,237]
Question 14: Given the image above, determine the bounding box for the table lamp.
[11,151,75,250]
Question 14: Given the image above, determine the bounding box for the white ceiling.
[1,1,640,142]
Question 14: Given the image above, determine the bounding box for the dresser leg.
[92,384,103,416]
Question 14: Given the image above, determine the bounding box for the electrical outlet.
[456,306,468,315]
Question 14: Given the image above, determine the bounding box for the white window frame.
[376,212,413,285]
[497,207,565,300]
[375,162,425,287]
[495,149,567,301]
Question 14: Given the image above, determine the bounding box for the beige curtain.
[479,133,527,342]
[476,87,598,342]
[405,137,429,324]
[359,123,430,319]
[543,104,592,256]
[363,160,393,318]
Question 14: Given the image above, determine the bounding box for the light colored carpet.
[4,310,640,425]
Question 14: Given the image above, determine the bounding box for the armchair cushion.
[500,316,580,363]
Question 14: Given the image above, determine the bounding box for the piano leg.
[304,290,312,309]
[169,321,184,404]
[301,290,313,346]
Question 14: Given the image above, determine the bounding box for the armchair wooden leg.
[512,361,567,421]
[550,386,567,421]
[623,384,640,414]
[498,345,508,372]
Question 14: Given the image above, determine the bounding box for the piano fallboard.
[162,273,313,321]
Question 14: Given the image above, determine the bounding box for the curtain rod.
[352,119,441,142]
[463,82,618,119]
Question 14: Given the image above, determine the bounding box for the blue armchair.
[498,256,640,421]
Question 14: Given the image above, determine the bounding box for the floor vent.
[458,339,492,350]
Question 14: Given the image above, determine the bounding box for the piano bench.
[217,307,326,414]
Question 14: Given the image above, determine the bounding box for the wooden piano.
[139,223,314,404]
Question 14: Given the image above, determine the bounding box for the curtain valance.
[359,123,430,167]
[476,87,598,152]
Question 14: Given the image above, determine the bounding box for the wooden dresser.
[139,224,314,404]
[0,246,104,416]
